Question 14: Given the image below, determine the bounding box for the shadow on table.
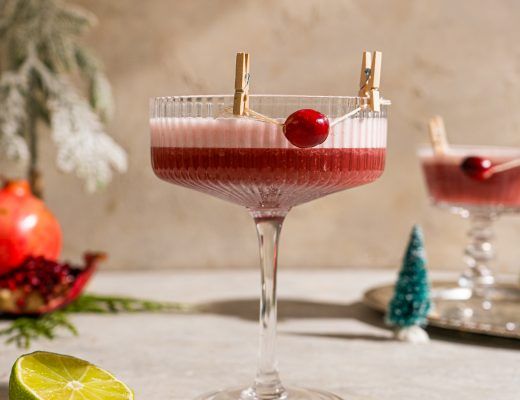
[198,298,520,350]
[199,298,390,342]
[423,325,520,350]
[0,383,8,398]
[199,298,380,323]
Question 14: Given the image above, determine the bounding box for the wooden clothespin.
[358,51,372,96]
[358,51,383,112]
[428,115,448,155]
[233,52,250,116]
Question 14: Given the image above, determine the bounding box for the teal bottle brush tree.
[386,224,432,343]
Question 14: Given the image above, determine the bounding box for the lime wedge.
[9,351,134,400]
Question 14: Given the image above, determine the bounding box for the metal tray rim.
[363,281,520,340]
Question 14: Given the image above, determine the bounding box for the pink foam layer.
[150,117,387,149]
[418,145,520,164]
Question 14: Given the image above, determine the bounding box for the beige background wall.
[14,0,520,271]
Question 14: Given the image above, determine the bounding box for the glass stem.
[460,210,497,291]
[250,212,287,400]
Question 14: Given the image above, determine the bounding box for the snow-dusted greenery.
[0,0,127,192]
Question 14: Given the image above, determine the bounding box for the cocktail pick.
[461,155,520,180]
[428,115,449,155]
[233,52,250,116]
[359,51,383,112]
[484,158,520,178]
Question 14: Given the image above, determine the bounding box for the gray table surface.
[0,269,518,400]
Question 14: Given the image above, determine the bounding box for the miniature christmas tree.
[386,224,431,343]
[0,0,127,196]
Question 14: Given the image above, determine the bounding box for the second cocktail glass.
[419,145,520,290]
[151,95,388,400]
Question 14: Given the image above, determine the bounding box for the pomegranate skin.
[0,180,62,274]
[39,253,102,314]
[0,253,104,315]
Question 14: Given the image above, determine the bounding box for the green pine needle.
[0,294,194,348]
[0,312,77,349]
[65,294,194,314]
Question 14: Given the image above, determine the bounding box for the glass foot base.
[195,386,344,400]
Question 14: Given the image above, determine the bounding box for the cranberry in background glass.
[283,109,329,148]
[460,156,492,181]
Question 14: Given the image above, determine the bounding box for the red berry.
[460,156,492,181]
[283,109,329,148]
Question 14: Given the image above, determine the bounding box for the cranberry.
[460,156,492,181]
[283,109,329,148]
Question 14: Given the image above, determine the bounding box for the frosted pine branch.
[0,0,126,192]
[49,82,127,192]
[30,55,127,191]
[75,47,114,121]
[0,71,29,162]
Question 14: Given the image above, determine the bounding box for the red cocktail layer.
[152,147,386,209]
[422,157,520,208]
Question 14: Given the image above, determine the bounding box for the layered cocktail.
[152,114,386,211]
[151,89,388,400]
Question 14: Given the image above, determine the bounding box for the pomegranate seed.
[283,109,329,148]
[0,256,77,310]
[30,276,40,286]
[461,156,492,181]
[0,253,103,314]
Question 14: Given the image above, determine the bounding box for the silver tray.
[363,281,520,340]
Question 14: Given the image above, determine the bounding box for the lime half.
[10,351,134,400]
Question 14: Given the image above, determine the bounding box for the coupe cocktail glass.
[419,145,520,291]
[151,95,388,400]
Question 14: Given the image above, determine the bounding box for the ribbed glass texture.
[150,95,388,212]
